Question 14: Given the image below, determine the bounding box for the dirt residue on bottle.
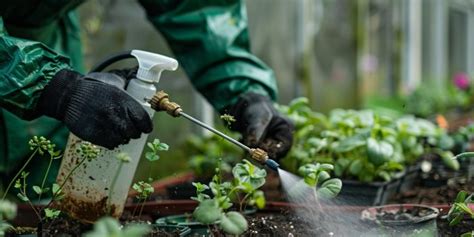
[57,196,117,223]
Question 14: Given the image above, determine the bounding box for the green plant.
[2,136,59,200]
[298,163,342,199]
[0,200,17,236]
[279,98,459,183]
[191,160,267,235]
[131,181,154,218]
[145,139,169,162]
[405,81,470,118]
[83,217,150,237]
[447,191,473,236]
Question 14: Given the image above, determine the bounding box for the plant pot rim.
[361,203,440,226]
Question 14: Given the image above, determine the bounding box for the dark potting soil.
[243,212,321,236]
[390,177,474,204]
[41,214,89,237]
[437,218,474,237]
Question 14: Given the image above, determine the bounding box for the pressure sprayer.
[56,50,279,223]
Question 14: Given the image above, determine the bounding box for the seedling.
[145,139,169,179]
[298,163,342,200]
[131,181,154,218]
[191,159,267,235]
[447,191,474,236]
[145,139,169,162]
[2,136,59,200]
[83,217,150,237]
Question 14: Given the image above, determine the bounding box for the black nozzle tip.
[265,159,280,172]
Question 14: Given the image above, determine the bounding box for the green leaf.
[122,224,151,237]
[44,208,61,219]
[17,193,29,202]
[14,180,21,189]
[460,231,474,237]
[145,152,159,162]
[317,178,342,199]
[318,171,330,182]
[253,190,266,209]
[193,200,222,224]
[83,217,121,237]
[455,191,468,203]
[440,151,460,171]
[367,138,393,166]
[157,143,169,151]
[349,159,363,175]
[220,211,248,235]
[32,186,43,195]
[52,183,61,194]
[334,134,367,153]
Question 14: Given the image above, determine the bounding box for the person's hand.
[226,93,294,160]
[36,69,153,149]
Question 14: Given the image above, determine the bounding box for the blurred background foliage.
[77,0,474,181]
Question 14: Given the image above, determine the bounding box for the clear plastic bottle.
[55,50,178,222]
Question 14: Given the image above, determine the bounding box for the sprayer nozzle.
[265,159,280,172]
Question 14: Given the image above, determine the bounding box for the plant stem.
[44,155,88,210]
[132,199,140,217]
[38,156,54,201]
[2,149,38,200]
[138,197,147,219]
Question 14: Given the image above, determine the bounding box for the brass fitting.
[250,148,268,164]
[150,90,183,117]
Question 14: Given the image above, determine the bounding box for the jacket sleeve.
[137,0,278,112]
[0,17,71,119]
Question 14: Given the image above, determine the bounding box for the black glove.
[226,93,294,160]
[36,69,153,149]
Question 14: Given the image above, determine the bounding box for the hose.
[90,50,134,72]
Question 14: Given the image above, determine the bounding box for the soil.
[390,177,474,204]
[437,218,474,237]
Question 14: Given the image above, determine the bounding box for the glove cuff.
[37,69,82,120]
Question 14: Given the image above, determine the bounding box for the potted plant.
[361,204,440,236]
[277,98,460,205]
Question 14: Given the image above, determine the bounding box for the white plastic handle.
[131,50,178,83]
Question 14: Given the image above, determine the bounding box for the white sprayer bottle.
[56,50,178,222]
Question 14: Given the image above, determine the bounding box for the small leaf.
[253,190,266,209]
[122,224,151,237]
[317,178,342,199]
[220,211,248,235]
[158,143,169,151]
[17,193,29,202]
[44,208,61,219]
[349,159,363,175]
[33,186,43,195]
[367,138,393,166]
[145,152,159,162]
[193,199,222,224]
[14,180,21,189]
[52,183,61,194]
[441,151,460,171]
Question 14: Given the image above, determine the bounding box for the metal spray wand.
[149,91,280,172]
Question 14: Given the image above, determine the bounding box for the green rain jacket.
[0,0,277,186]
